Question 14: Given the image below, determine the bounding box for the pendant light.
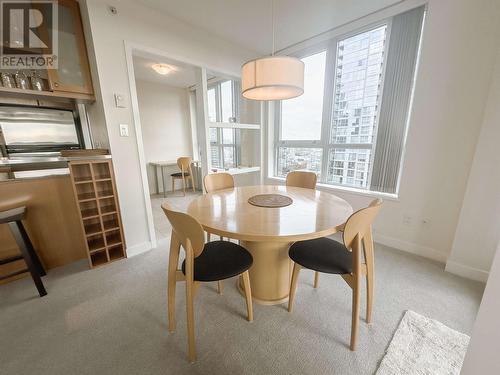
[241,0,304,101]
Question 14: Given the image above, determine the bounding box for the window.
[275,7,425,194]
[207,79,240,169]
[280,51,326,141]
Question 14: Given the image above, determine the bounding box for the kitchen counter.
[0,155,112,166]
[0,155,112,178]
[0,155,111,284]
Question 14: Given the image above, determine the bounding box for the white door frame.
[123,40,239,248]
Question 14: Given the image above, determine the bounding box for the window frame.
[273,19,393,191]
[208,79,241,169]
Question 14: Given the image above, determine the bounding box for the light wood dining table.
[187,185,353,305]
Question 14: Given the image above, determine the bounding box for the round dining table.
[187,185,353,305]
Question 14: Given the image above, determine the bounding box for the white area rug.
[376,310,470,375]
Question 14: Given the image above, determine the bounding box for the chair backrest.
[177,157,192,173]
[286,171,317,189]
[343,199,382,250]
[203,173,234,193]
[161,203,205,257]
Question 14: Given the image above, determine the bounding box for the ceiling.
[137,0,402,54]
[132,52,198,88]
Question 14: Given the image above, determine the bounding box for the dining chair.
[285,170,320,286]
[287,199,382,351]
[203,172,235,294]
[162,203,254,362]
[203,172,234,194]
[285,170,317,189]
[171,157,195,195]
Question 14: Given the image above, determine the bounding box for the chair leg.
[241,271,253,322]
[364,230,375,323]
[185,256,196,362]
[314,271,319,288]
[17,222,45,276]
[217,280,223,294]
[182,176,186,196]
[350,275,361,351]
[171,177,175,194]
[288,263,301,312]
[8,221,46,297]
[191,176,195,192]
[186,278,196,362]
[167,234,181,332]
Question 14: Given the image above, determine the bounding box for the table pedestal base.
[238,240,293,305]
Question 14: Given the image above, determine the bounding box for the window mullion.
[320,39,337,183]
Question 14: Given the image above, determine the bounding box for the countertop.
[0,155,112,166]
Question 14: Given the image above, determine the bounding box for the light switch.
[119,124,129,137]
[114,93,126,108]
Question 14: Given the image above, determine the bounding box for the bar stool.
[0,206,47,297]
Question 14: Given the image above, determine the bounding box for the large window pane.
[211,146,221,168]
[281,51,327,141]
[223,146,235,168]
[277,147,322,178]
[220,80,233,122]
[326,148,372,188]
[207,87,217,122]
[330,26,387,145]
[209,127,218,143]
[222,128,234,144]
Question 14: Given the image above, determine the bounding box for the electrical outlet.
[119,124,129,137]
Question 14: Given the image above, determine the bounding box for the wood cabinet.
[47,0,94,96]
[0,0,94,102]
[69,159,127,268]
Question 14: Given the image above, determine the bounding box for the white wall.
[81,0,257,254]
[461,241,500,373]
[265,0,500,270]
[135,80,193,194]
[446,44,500,281]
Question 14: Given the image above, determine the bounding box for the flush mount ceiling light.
[151,63,175,75]
[241,0,304,101]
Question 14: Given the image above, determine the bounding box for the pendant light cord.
[271,0,275,56]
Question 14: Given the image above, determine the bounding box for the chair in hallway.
[162,203,253,362]
[171,157,195,195]
[287,199,382,351]
[203,172,235,294]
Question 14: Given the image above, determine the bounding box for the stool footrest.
[0,255,24,265]
[0,268,28,281]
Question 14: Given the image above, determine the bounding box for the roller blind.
[370,6,425,193]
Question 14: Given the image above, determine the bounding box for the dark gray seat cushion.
[289,237,352,274]
[182,240,253,282]
[171,172,190,177]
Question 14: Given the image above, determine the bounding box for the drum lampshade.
[241,56,304,100]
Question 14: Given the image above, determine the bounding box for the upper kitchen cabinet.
[0,0,94,102]
[47,0,94,97]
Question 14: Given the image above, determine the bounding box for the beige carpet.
[0,239,483,375]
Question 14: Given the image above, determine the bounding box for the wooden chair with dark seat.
[285,170,317,189]
[287,199,382,351]
[0,206,47,297]
[162,203,253,362]
[285,170,321,286]
[203,172,235,294]
[171,157,195,196]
